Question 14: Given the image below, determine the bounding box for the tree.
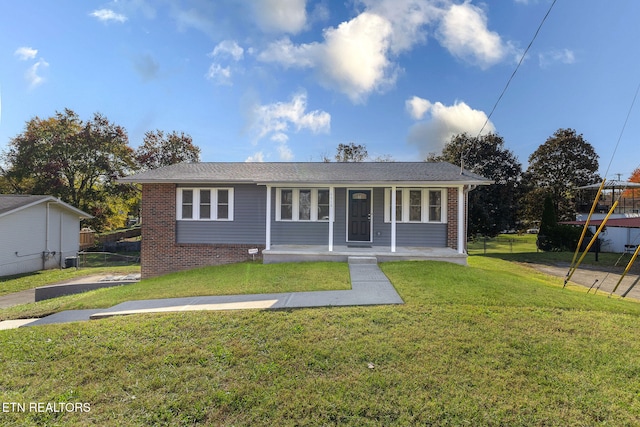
[334,143,368,162]
[322,143,392,162]
[522,128,600,223]
[1,109,138,231]
[537,194,588,251]
[623,166,640,199]
[432,133,522,236]
[135,130,200,170]
[0,166,13,193]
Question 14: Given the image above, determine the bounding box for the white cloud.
[316,12,396,103]
[257,37,317,68]
[405,96,432,120]
[258,1,513,102]
[26,58,49,89]
[259,12,397,103]
[205,63,232,85]
[407,99,495,158]
[14,47,38,61]
[173,7,216,37]
[359,0,441,54]
[252,0,307,34]
[436,1,511,69]
[251,92,331,142]
[246,152,265,162]
[249,92,329,162]
[90,9,128,23]
[277,142,294,160]
[539,48,575,68]
[210,40,244,61]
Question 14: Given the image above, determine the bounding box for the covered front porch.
[262,245,467,265]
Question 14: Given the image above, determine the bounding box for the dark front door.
[348,190,371,242]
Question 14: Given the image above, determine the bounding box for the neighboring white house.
[565,214,640,253]
[0,195,92,277]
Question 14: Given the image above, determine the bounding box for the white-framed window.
[384,188,445,223]
[177,188,234,220]
[276,188,331,221]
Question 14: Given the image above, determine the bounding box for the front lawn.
[1,258,640,426]
[0,262,350,321]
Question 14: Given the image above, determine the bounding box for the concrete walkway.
[1,257,403,330]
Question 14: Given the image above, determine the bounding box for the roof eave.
[0,196,93,219]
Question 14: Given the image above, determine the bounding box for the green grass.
[0,266,141,297]
[0,262,350,321]
[1,259,640,426]
[468,233,640,272]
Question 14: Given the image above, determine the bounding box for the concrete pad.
[0,318,39,330]
[35,274,140,302]
[25,310,106,326]
[92,299,279,319]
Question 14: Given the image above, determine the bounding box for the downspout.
[44,202,52,270]
[328,186,334,252]
[59,209,64,269]
[265,185,271,251]
[391,185,397,253]
[457,186,465,254]
[463,185,477,254]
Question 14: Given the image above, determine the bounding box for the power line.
[461,0,558,173]
[479,0,558,137]
[604,79,640,180]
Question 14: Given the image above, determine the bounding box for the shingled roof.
[119,162,492,185]
[0,195,92,219]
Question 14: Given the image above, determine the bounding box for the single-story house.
[0,195,92,277]
[119,162,491,278]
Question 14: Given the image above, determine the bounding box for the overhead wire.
[461,0,558,173]
[571,80,640,295]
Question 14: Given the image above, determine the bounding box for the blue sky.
[1,0,639,180]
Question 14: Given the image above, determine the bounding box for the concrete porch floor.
[262,245,467,265]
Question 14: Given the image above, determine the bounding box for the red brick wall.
[447,187,459,250]
[141,184,264,278]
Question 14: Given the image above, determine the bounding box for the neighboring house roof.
[576,181,640,190]
[0,195,92,219]
[562,217,640,228]
[119,162,492,186]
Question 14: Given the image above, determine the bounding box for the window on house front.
[409,190,422,222]
[299,189,311,221]
[318,189,330,220]
[177,188,234,220]
[200,190,211,219]
[276,188,331,221]
[217,189,229,220]
[395,190,402,221]
[181,189,194,219]
[429,190,442,222]
[280,189,293,220]
[385,188,445,223]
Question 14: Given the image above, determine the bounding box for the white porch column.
[457,185,465,254]
[391,185,397,253]
[266,185,272,250]
[328,186,335,252]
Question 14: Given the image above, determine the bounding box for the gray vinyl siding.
[369,187,447,247]
[271,222,329,245]
[176,184,266,244]
[177,184,446,247]
[269,188,334,245]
